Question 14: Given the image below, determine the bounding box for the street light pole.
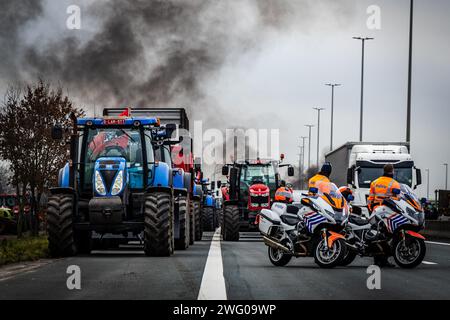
[305,125,314,172]
[425,168,430,199]
[300,136,307,189]
[353,36,374,142]
[313,107,325,168]
[444,163,449,190]
[325,83,341,151]
[406,0,414,143]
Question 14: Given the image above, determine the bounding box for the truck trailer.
[325,142,422,216]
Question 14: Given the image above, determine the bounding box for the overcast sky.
[1,0,449,198]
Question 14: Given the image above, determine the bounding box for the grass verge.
[0,236,49,266]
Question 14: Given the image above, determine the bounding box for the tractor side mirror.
[51,124,63,140]
[288,166,294,177]
[194,157,201,171]
[165,123,177,138]
[217,181,222,188]
[222,166,229,176]
[415,168,422,189]
[347,167,354,185]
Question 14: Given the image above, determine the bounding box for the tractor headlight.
[111,170,124,195]
[95,171,106,196]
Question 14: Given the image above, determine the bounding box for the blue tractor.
[102,107,205,245]
[201,179,218,232]
[48,110,183,257]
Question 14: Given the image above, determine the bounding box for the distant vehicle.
[0,194,31,234]
[325,142,422,217]
[437,190,450,216]
[221,156,294,241]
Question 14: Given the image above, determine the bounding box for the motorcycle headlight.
[333,211,345,224]
[406,207,424,225]
[111,170,124,196]
[95,171,106,196]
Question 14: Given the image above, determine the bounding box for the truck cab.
[326,143,421,217]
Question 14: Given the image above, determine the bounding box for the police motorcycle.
[258,181,349,268]
[342,184,426,268]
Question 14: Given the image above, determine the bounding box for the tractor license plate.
[103,119,125,125]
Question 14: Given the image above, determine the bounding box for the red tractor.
[220,156,294,241]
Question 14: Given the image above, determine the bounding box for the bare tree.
[0,80,84,236]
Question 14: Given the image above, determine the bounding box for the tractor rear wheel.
[222,205,240,241]
[47,193,76,257]
[174,196,189,250]
[189,198,195,245]
[202,207,215,232]
[194,200,202,241]
[144,192,174,256]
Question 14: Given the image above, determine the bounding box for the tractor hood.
[249,183,270,195]
[93,157,127,197]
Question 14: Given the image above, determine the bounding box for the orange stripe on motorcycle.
[405,230,425,240]
[327,231,345,248]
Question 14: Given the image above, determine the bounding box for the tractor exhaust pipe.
[263,236,290,253]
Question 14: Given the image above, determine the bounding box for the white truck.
[325,142,422,216]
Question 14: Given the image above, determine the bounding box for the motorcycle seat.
[286,204,300,215]
[349,214,369,226]
[280,213,300,226]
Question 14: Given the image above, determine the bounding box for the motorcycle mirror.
[309,187,318,194]
[301,198,310,206]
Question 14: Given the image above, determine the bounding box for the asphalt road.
[1,231,450,300]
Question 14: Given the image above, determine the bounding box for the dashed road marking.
[422,261,438,265]
[197,227,227,300]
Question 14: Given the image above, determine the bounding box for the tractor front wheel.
[194,200,202,241]
[202,207,215,232]
[144,192,174,256]
[47,193,76,257]
[222,205,240,241]
[174,196,189,250]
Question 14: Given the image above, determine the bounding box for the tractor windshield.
[83,127,148,190]
[241,164,276,189]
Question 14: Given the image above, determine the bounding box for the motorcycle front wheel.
[268,246,292,266]
[314,238,346,268]
[392,237,426,268]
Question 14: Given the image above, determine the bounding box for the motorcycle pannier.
[259,209,281,236]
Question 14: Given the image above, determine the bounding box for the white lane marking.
[197,227,227,300]
[425,241,450,247]
[422,261,438,265]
